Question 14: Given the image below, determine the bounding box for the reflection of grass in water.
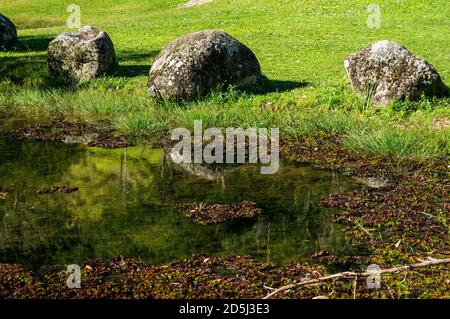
[0,138,360,268]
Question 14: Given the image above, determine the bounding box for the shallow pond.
[0,137,361,272]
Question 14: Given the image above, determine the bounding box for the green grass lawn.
[0,0,449,160]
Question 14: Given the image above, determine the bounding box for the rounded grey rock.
[344,40,447,106]
[148,29,261,101]
[47,26,116,84]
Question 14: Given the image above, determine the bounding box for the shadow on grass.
[264,79,312,92]
[0,36,53,86]
[113,64,150,77]
[240,76,312,94]
[117,50,159,61]
[0,54,47,85]
[7,35,55,52]
[0,54,76,90]
[113,50,159,77]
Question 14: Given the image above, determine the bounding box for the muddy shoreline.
[0,123,448,298]
[0,120,135,149]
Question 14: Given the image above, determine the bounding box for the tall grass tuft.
[343,127,449,160]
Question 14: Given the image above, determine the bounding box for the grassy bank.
[0,0,449,161]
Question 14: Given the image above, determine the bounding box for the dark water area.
[0,137,362,272]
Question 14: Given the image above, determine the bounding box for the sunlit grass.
[0,0,449,161]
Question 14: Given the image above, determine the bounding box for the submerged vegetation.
[37,185,78,194]
[2,255,450,299]
[180,201,262,224]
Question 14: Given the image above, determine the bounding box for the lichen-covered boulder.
[148,29,261,101]
[344,40,447,106]
[47,26,116,84]
[0,14,17,47]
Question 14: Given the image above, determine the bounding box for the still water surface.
[0,137,361,271]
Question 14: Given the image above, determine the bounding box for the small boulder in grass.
[180,201,261,225]
[47,26,116,84]
[344,40,448,106]
[0,14,17,47]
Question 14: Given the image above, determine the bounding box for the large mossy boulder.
[0,14,17,47]
[47,26,116,84]
[344,40,447,106]
[148,29,261,101]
